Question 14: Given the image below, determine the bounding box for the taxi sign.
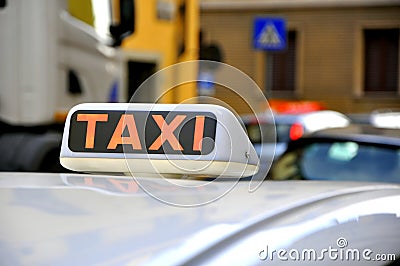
[68,110,217,155]
[60,103,259,177]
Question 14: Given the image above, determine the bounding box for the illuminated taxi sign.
[371,111,400,129]
[68,111,216,155]
[60,103,259,178]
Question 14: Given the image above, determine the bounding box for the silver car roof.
[0,172,399,265]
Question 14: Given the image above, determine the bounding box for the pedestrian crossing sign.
[253,17,287,51]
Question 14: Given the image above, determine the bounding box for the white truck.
[0,0,200,172]
[0,0,121,171]
[0,0,199,171]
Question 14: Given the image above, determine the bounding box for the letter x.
[149,115,186,151]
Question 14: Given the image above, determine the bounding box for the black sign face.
[68,110,217,155]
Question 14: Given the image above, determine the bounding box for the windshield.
[272,141,400,183]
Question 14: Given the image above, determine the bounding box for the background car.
[270,124,400,183]
[242,110,351,162]
[347,109,400,128]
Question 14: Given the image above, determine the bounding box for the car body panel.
[308,124,400,146]
[1,172,399,265]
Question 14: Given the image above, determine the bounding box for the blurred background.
[200,0,400,114]
[0,0,399,172]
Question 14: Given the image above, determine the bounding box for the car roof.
[306,124,400,146]
[1,172,399,265]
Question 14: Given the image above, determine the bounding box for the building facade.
[200,0,400,114]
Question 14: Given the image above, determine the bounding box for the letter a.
[107,114,142,150]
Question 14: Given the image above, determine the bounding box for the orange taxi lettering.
[77,114,109,149]
[107,114,142,150]
[109,179,139,193]
[193,116,205,151]
[82,177,106,189]
[149,115,186,151]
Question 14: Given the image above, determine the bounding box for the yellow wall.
[68,0,94,26]
[121,0,199,103]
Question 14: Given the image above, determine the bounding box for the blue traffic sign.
[253,17,287,51]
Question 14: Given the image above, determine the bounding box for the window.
[265,30,297,95]
[363,28,399,93]
[127,61,156,99]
